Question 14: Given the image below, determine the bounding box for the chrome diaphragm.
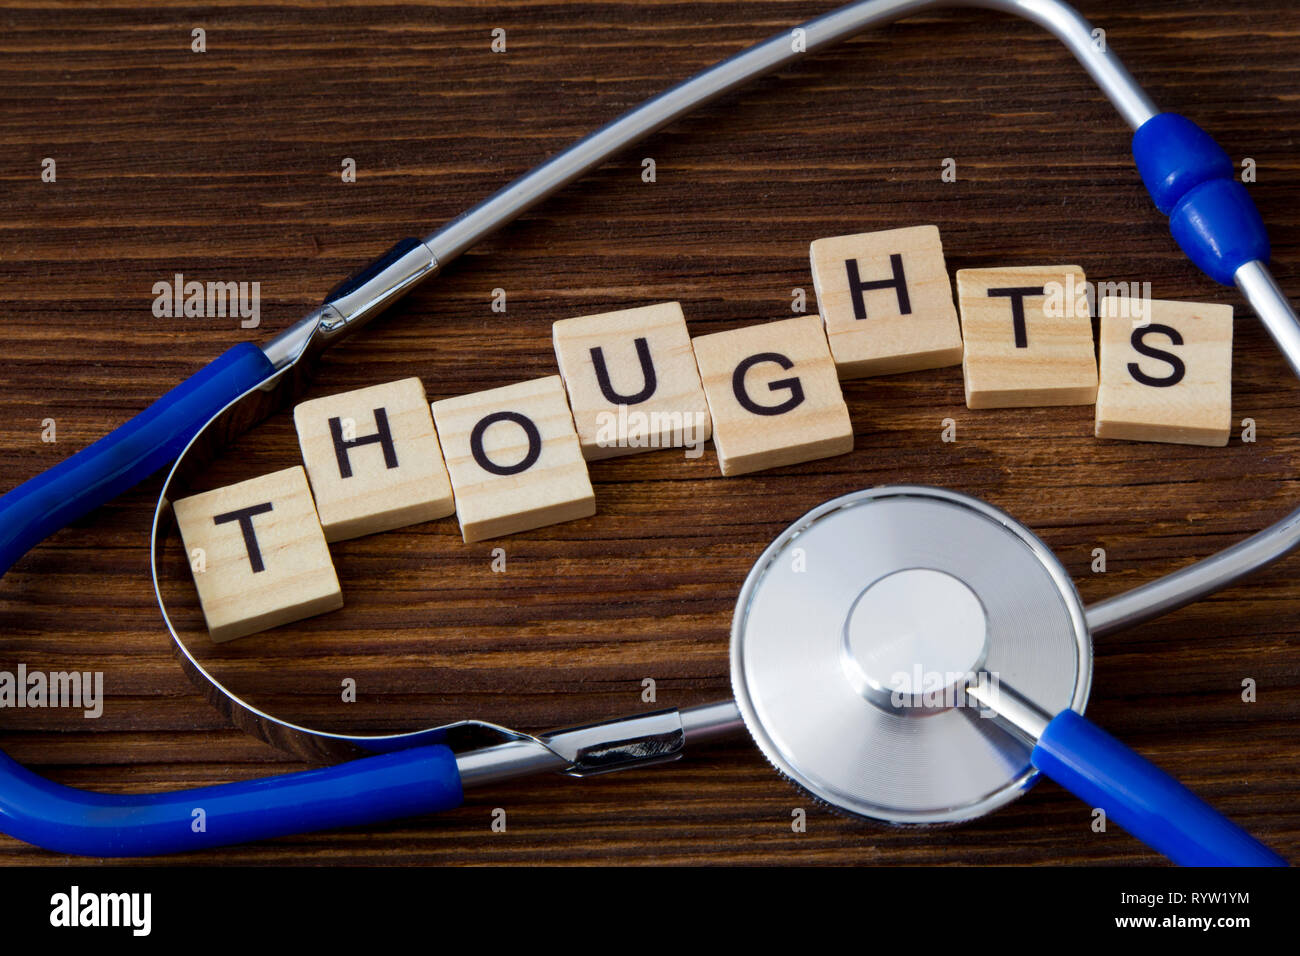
[730,485,1092,824]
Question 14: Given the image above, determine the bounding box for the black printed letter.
[590,337,657,404]
[845,254,911,319]
[732,353,805,416]
[213,502,275,573]
[1128,324,1186,387]
[470,411,542,476]
[986,286,1046,349]
[329,408,399,479]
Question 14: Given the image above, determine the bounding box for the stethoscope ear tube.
[0,744,462,856]
[1032,710,1287,867]
[0,340,466,857]
[0,343,275,579]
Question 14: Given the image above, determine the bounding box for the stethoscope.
[0,0,1293,865]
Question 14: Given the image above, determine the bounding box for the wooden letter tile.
[956,265,1098,409]
[690,315,854,476]
[430,375,596,543]
[174,466,342,643]
[294,377,455,541]
[552,301,712,460]
[809,224,964,377]
[1095,296,1233,446]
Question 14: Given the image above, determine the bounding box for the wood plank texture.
[0,0,1296,865]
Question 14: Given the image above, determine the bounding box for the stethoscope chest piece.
[730,485,1092,825]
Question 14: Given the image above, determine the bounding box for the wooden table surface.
[0,0,1297,866]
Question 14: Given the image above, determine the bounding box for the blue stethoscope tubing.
[0,0,1290,863]
[1032,711,1285,867]
[0,345,467,856]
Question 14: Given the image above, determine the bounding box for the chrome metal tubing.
[1085,260,1300,636]
[261,239,439,371]
[1238,260,1300,380]
[423,0,1155,264]
[456,700,746,789]
[456,738,567,788]
[966,678,1053,742]
[260,0,1156,366]
[681,699,746,744]
[1087,503,1300,636]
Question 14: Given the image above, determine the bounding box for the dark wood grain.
[0,0,1297,866]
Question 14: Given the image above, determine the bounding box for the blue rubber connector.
[1132,112,1269,285]
[1033,710,1287,867]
